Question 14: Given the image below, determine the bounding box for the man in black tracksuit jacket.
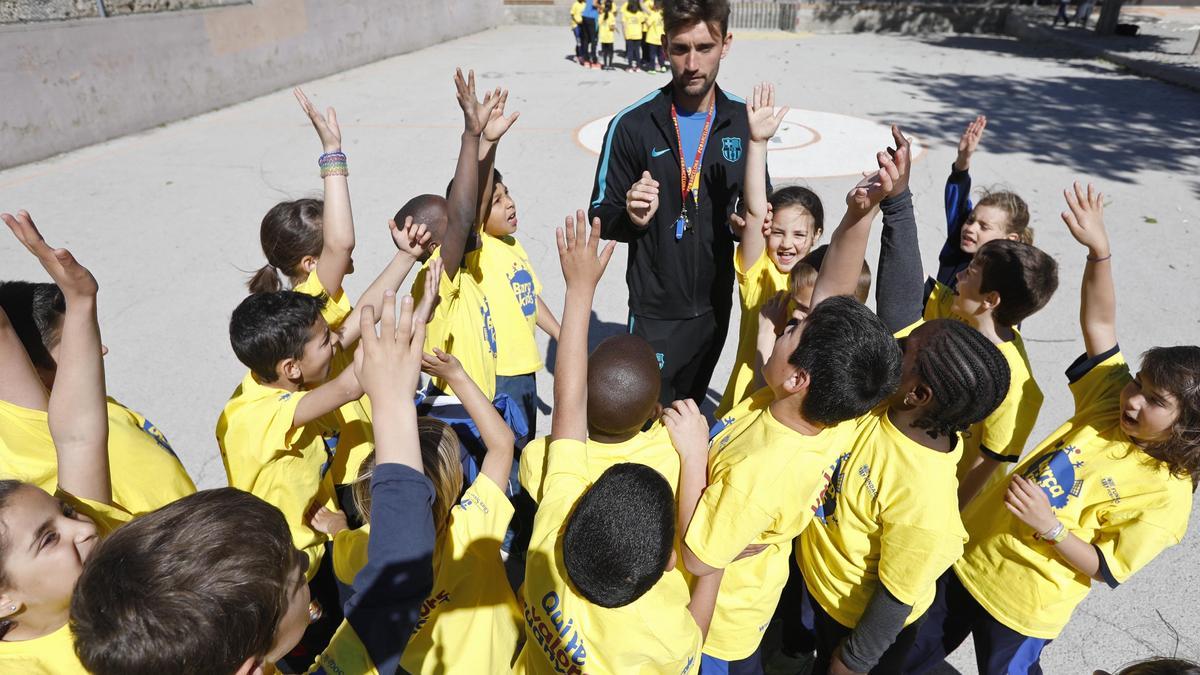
[588,80,761,405]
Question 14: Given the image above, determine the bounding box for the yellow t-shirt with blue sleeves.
[516,439,703,675]
[0,398,195,516]
[717,250,791,417]
[400,474,522,674]
[292,270,375,486]
[924,279,1044,477]
[479,234,544,377]
[800,410,968,629]
[412,250,498,401]
[519,422,679,504]
[217,372,340,579]
[954,348,1194,639]
[0,492,131,674]
[686,405,851,660]
[621,7,644,40]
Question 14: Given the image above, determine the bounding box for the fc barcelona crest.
[722,136,742,163]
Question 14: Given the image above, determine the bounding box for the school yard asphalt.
[2,24,1198,674]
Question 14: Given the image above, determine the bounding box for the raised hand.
[746,82,789,144]
[3,211,98,301]
[482,89,521,144]
[1061,182,1109,257]
[955,114,986,172]
[626,171,660,227]
[845,150,899,216]
[886,124,912,197]
[390,216,433,260]
[454,68,500,137]
[308,505,348,537]
[558,209,616,290]
[355,291,426,399]
[661,399,710,463]
[294,88,342,153]
[421,347,465,382]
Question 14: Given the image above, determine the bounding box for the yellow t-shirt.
[479,234,544,377]
[599,11,617,43]
[717,251,790,417]
[644,9,664,46]
[622,7,644,40]
[401,474,523,674]
[516,439,702,675]
[570,1,585,27]
[217,372,339,579]
[412,251,498,401]
[303,620,378,675]
[686,405,851,660]
[800,410,968,629]
[293,270,376,486]
[954,349,1194,639]
[519,423,678,503]
[924,280,1045,478]
[0,398,195,517]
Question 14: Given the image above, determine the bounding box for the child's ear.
[664,548,677,573]
[782,368,811,396]
[1005,231,1021,242]
[0,595,20,619]
[278,358,302,383]
[649,401,664,424]
[299,255,318,274]
[981,290,1002,313]
[903,382,934,408]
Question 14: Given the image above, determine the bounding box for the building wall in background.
[1,0,502,169]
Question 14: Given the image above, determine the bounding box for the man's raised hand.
[626,171,660,228]
[3,211,98,302]
[746,82,789,144]
[558,209,616,291]
[954,114,986,172]
[454,68,500,137]
[294,88,342,154]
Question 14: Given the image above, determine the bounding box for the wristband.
[1039,521,1067,544]
[319,151,348,178]
[1087,253,1111,263]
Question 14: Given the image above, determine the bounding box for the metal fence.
[729,1,802,30]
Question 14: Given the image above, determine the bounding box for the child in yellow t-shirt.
[677,140,906,670]
[798,318,1010,672]
[621,0,645,71]
[642,0,665,71]
[516,212,719,674]
[905,184,1200,673]
[598,1,617,69]
[71,290,442,675]
[0,212,134,675]
[328,349,522,675]
[570,0,586,64]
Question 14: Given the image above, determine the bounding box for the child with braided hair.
[905,183,1200,675]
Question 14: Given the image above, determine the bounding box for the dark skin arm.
[444,69,499,281]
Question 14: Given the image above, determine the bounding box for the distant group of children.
[573,0,669,72]
[0,24,1198,675]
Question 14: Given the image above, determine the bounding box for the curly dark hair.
[1139,346,1200,485]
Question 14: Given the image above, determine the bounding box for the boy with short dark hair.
[678,151,904,672]
[73,291,438,675]
[516,211,719,674]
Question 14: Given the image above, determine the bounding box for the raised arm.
[422,348,514,488]
[937,116,984,286]
[1061,182,1116,357]
[810,132,904,308]
[551,210,616,443]
[337,218,430,346]
[295,88,355,297]
[445,69,499,280]
[3,211,110,504]
[738,82,789,269]
[875,127,925,333]
[476,89,521,230]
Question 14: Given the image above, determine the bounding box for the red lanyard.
[670,100,715,207]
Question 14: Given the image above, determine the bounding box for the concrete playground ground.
[2,23,1199,673]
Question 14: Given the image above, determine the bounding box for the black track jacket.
[588,83,762,321]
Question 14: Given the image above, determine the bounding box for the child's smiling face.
[766,206,819,274]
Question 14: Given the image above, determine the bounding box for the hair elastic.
[1087,253,1112,263]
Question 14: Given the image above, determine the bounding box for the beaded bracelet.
[319,151,348,178]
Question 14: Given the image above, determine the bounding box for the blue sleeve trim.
[1065,344,1120,384]
[922,276,937,308]
[590,90,661,209]
[1096,545,1121,588]
[979,444,1018,463]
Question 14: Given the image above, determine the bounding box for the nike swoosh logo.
[651,147,671,157]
